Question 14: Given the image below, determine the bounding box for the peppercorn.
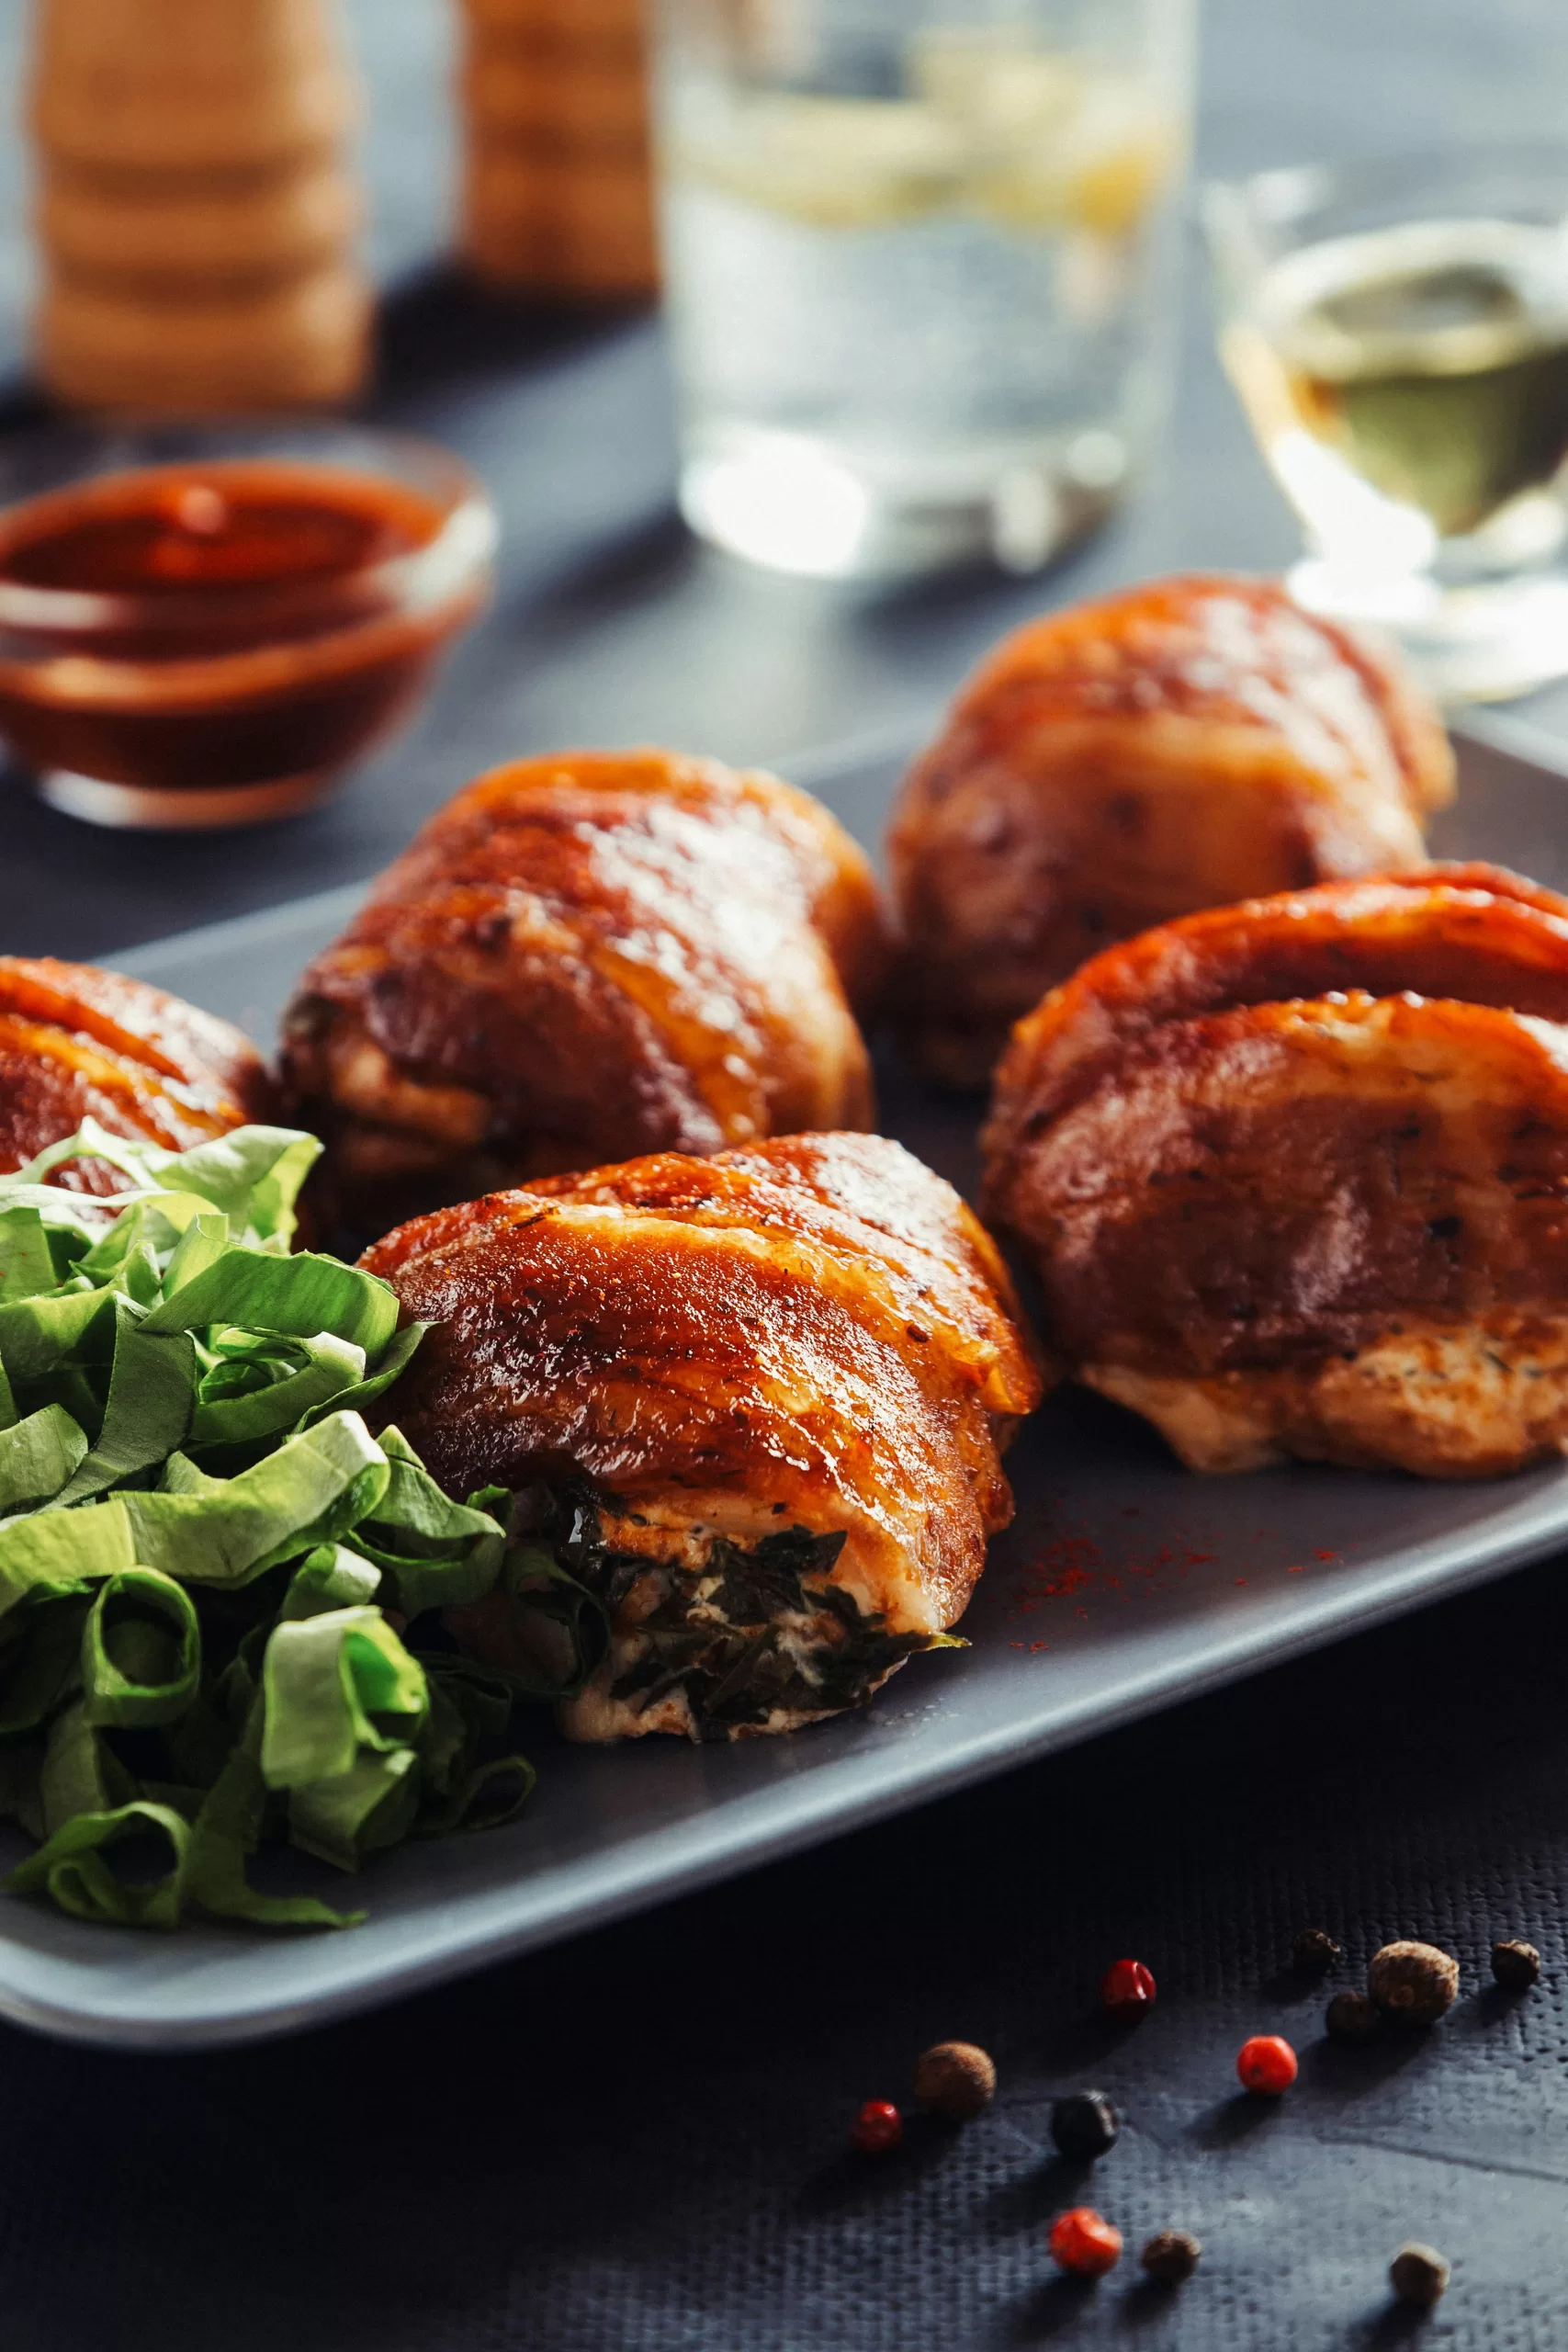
[1491,1939,1541,1990]
[1292,1928,1342,1975]
[1325,1990,1381,2043]
[1050,2090,1121,2160]
[850,2099,902,2155]
[1100,1958,1156,2018]
[1369,1940,1459,2025]
[1049,2207,1122,2278]
[914,2041,997,2120]
[1389,2243,1450,2310]
[1140,2229,1201,2285]
[1235,2033,1297,2094]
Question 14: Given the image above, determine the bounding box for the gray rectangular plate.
[1,719,1565,2049]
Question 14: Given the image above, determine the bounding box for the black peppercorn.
[1050,2089,1121,2160]
[1325,1989,1380,2042]
[1389,2243,1450,2310]
[1369,1940,1459,2025]
[1491,1939,1541,1990]
[1140,2229,1201,2284]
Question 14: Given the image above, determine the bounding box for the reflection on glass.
[1207,149,1568,703]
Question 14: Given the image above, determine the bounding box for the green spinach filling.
[519,1485,953,1738]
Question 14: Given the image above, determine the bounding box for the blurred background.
[2,0,1568,933]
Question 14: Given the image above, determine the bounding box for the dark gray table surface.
[5,1,1568,2345]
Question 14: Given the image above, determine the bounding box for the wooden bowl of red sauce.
[0,424,497,828]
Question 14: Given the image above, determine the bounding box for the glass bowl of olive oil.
[1206,146,1568,700]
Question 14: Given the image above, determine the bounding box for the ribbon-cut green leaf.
[182,1702,363,1930]
[10,1120,318,1249]
[141,1250,399,1357]
[349,1427,507,1618]
[152,1126,320,1247]
[260,1605,428,1789]
[281,1544,383,1621]
[9,1116,175,1197]
[39,1697,138,1832]
[5,1800,190,1929]
[0,1122,539,1940]
[0,1741,45,1842]
[123,1411,390,1587]
[0,1498,135,1618]
[297,1320,427,1431]
[0,1403,88,1512]
[0,1283,116,1387]
[414,1659,537,1837]
[0,1594,89,1739]
[82,1568,200,1729]
[76,1198,184,1289]
[157,1211,231,1297]
[50,1296,195,1506]
[0,1206,58,1305]
[288,1747,422,1872]
[187,1329,366,1453]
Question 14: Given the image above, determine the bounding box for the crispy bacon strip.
[985,867,1568,1188]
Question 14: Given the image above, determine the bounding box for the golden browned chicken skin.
[281,748,887,1232]
[888,574,1455,1086]
[0,956,274,1189]
[983,872,1568,1478]
[362,1132,1043,1742]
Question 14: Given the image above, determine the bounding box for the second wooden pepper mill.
[459,0,660,298]
[28,0,370,413]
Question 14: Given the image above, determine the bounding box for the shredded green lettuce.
[0,1122,574,1935]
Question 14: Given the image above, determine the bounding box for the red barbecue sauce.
[0,460,475,795]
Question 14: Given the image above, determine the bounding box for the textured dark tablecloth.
[4,0,1568,2344]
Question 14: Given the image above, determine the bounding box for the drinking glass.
[1206,147,1568,702]
[650,0,1195,580]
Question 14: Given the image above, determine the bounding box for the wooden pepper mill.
[459,0,660,299]
[28,0,370,413]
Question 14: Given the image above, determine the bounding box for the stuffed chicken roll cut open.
[360,1132,1043,1742]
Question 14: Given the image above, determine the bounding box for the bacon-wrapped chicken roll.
[888,575,1455,1085]
[983,869,1568,1479]
[282,748,887,1229]
[0,956,273,1189]
[361,1132,1043,1741]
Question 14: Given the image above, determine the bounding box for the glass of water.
[1206,148,1568,702]
[650,0,1195,580]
